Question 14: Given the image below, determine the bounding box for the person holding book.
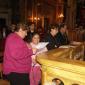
[3,23,33,85]
[30,32,48,85]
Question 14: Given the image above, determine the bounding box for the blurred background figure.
[56,23,70,46]
[43,24,59,50]
[25,22,36,42]
[30,32,47,85]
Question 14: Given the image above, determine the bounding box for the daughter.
[30,33,47,85]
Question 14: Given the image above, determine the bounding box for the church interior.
[0,0,85,85]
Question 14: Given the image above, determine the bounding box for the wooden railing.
[37,42,85,85]
[68,29,85,42]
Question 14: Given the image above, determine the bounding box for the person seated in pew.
[30,32,48,85]
[43,24,59,50]
[25,22,36,42]
[56,23,70,46]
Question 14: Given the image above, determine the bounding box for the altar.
[37,42,85,85]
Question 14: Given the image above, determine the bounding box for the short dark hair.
[30,32,40,42]
[58,23,67,31]
[31,32,40,38]
[59,24,64,30]
[52,78,64,85]
[49,24,59,32]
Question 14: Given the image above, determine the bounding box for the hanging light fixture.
[58,13,64,18]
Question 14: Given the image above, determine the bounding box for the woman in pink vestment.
[3,23,33,85]
[30,33,47,85]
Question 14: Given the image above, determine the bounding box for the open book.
[35,42,49,49]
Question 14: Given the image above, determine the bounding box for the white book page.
[35,42,49,49]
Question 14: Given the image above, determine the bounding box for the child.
[30,33,47,85]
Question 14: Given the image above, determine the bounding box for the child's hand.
[32,58,37,65]
[31,55,37,65]
[32,48,38,54]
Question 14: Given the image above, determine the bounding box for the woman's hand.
[26,43,32,49]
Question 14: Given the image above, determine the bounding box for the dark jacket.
[43,33,58,50]
[56,32,69,46]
